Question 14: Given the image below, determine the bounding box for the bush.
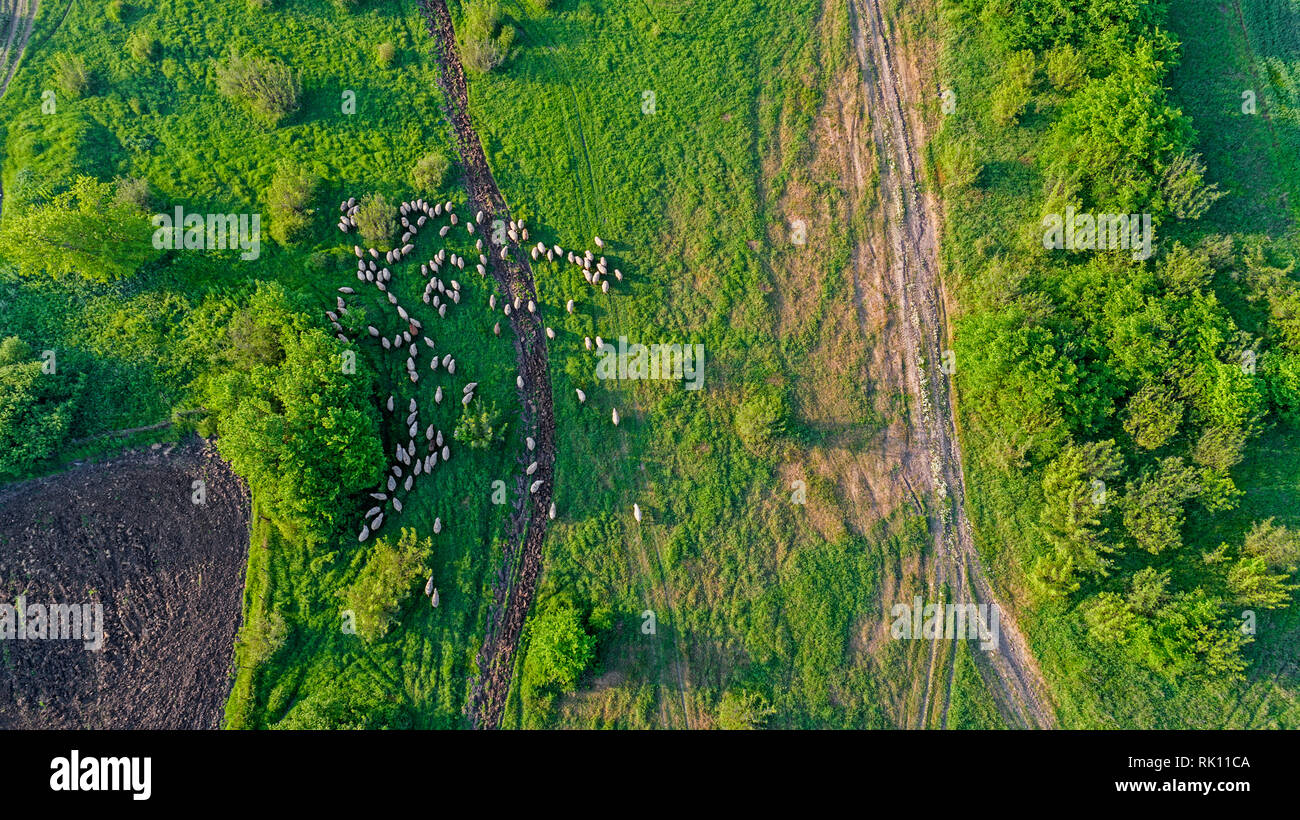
[353,192,398,248]
[460,0,513,73]
[411,152,450,193]
[216,51,300,126]
[454,400,505,449]
[113,176,152,210]
[126,30,155,62]
[990,49,1035,127]
[53,53,90,98]
[376,42,396,68]
[107,0,123,23]
[339,528,431,642]
[735,386,788,454]
[265,166,317,244]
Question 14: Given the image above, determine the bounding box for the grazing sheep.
[531,248,539,260]
[462,393,473,406]
[576,388,587,403]
[596,336,604,348]
[359,525,370,542]
[493,322,500,336]
[527,300,536,313]
[527,437,535,450]
[394,497,404,512]
[388,476,397,492]
[566,299,575,314]
[435,386,443,403]
[387,395,395,412]
[436,430,444,446]
[633,503,642,522]
[526,462,538,475]
[339,287,355,295]
[440,225,450,237]
[410,372,419,383]
[354,246,364,259]
[584,337,593,350]
[426,424,436,440]
[430,589,440,608]
[467,223,475,234]
[516,375,524,389]
[549,502,556,520]
[388,293,398,305]
[594,236,604,248]
[441,444,450,461]
[476,210,485,223]
[373,513,384,529]
[448,359,456,374]
[612,408,620,425]
[464,382,478,394]
[398,306,409,321]
[602,281,610,293]
[424,575,435,596]
[530,479,543,494]
[545,327,555,339]
[424,336,436,349]
[370,492,387,501]
[433,517,443,534]
[366,506,381,519]
[404,475,413,492]
[382,338,392,350]
[438,304,447,318]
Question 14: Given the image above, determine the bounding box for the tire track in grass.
[505,4,695,728]
[849,0,1055,729]
[420,0,558,730]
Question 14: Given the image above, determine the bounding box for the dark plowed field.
[0,439,250,729]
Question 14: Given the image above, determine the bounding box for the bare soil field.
[0,439,250,729]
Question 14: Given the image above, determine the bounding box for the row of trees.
[953,0,1299,681]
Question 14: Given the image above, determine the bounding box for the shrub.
[735,386,788,454]
[990,49,1036,127]
[113,176,153,210]
[107,0,123,23]
[53,53,90,98]
[454,400,505,449]
[460,0,513,73]
[265,166,317,244]
[353,192,397,247]
[1045,43,1086,92]
[411,152,450,193]
[376,42,396,68]
[339,528,431,642]
[216,51,300,126]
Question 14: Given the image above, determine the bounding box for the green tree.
[1038,438,1124,587]
[411,153,450,193]
[204,283,384,541]
[1122,457,1200,555]
[522,601,596,694]
[453,400,505,449]
[339,528,431,641]
[216,51,300,126]
[265,166,317,244]
[0,175,158,282]
[353,193,397,248]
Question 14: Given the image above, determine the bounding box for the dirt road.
[849,0,1055,728]
[419,0,558,730]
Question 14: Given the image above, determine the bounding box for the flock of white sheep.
[328,193,642,600]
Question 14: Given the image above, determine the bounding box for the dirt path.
[418,0,558,730]
[0,0,34,98]
[848,0,1055,728]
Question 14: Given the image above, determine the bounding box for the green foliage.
[236,610,288,666]
[991,49,1036,126]
[376,42,396,68]
[204,283,384,542]
[411,152,450,193]
[0,340,86,479]
[53,53,90,98]
[0,175,158,283]
[716,688,776,730]
[339,528,431,642]
[522,600,596,695]
[460,0,513,73]
[215,51,301,126]
[127,30,157,62]
[353,192,397,249]
[453,400,504,449]
[265,166,317,245]
[734,385,788,454]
